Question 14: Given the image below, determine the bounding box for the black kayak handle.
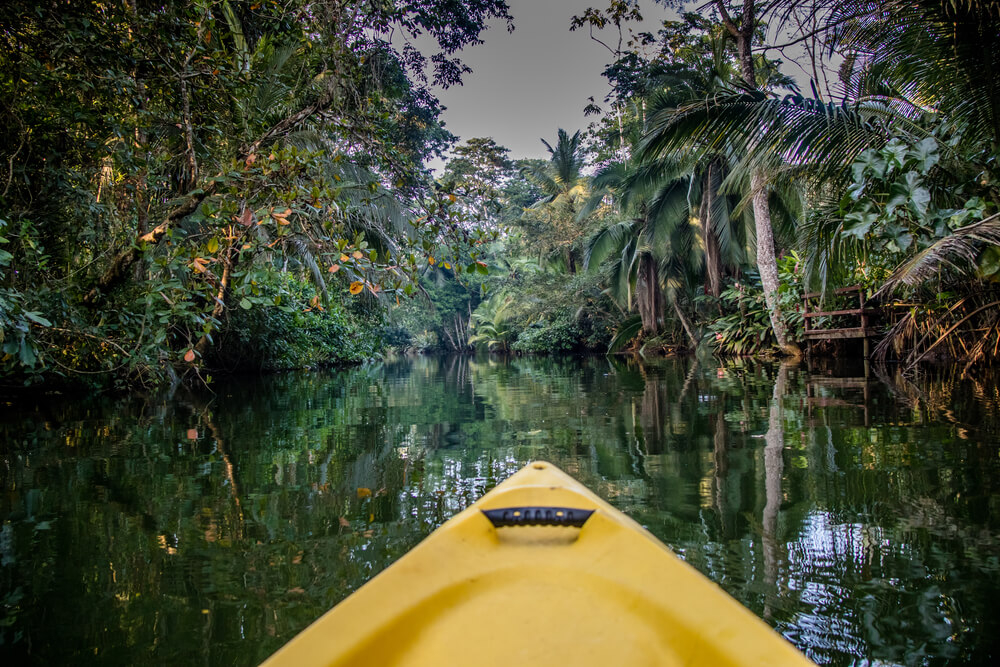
[482,506,595,528]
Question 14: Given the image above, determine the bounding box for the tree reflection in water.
[1,355,999,665]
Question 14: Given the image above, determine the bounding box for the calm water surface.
[2,356,999,665]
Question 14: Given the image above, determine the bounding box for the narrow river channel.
[2,356,999,665]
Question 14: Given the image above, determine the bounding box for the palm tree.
[643,3,804,355]
[520,129,590,274]
[583,156,701,347]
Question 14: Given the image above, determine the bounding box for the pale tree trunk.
[751,170,796,354]
[762,361,791,620]
[717,0,799,356]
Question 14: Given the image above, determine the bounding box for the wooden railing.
[802,286,879,357]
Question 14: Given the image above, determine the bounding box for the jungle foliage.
[5,0,1000,383]
[0,0,510,388]
[422,0,1000,369]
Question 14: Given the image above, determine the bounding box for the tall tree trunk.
[564,246,577,275]
[636,253,662,334]
[751,170,796,353]
[717,0,799,356]
[702,164,722,299]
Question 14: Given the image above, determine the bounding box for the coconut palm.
[583,156,701,346]
[644,1,1000,292]
[520,129,590,273]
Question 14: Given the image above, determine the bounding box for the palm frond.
[876,213,1000,297]
[607,314,643,353]
[585,220,634,271]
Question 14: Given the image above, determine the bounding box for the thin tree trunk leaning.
[717,0,799,356]
[194,255,233,355]
[671,296,699,349]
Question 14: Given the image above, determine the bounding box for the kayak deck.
[261,461,812,666]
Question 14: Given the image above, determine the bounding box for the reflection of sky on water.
[1,356,998,665]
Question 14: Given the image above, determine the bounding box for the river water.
[1,355,999,665]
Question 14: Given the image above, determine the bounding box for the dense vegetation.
[406,0,1000,370]
[4,0,1000,390]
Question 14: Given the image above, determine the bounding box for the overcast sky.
[415,0,827,171]
[420,0,675,169]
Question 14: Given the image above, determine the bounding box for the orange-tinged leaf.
[184,349,196,363]
[349,281,364,295]
[428,256,436,265]
[245,154,257,167]
[288,587,305,594]
[339,254,349,262]
[448,194,456,203]
[352,250,363,259]
[362,529,374,538]
[328,264,340,273]
[356,487,372,498]
[338,517,350,528]
[186,428,198,440]
[239,208,253,226]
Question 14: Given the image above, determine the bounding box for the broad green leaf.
[842,212,877,239]
[881,138,908,170]
[18,340,37,367]
[23,311,52,327]
[979,246,1000,278]
[908,137,939,172]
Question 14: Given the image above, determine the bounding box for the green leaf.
[23,311,52,327]
[239,298,252,310]
[18,340,37,367]
[979,246,1000,278]
[842,212,877,239]
[908,137,939,173]
[881,138,908,170]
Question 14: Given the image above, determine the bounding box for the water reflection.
[1,356,999,665]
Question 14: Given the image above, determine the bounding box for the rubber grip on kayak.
[481,506,595,528]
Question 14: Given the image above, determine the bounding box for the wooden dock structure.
[802,286,880,358]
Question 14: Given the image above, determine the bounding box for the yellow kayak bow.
[262,461,813,666]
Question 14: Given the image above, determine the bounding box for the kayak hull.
[261,461,812,666]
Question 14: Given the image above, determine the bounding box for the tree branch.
[83,95,333,306]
